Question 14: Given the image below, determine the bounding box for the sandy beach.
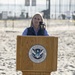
[0,19,75,75]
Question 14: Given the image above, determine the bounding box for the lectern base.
[22,71,51,75]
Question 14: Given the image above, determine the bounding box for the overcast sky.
[0,0,46,4]
[0,0,74,5]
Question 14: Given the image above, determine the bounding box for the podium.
[16,36,58,75]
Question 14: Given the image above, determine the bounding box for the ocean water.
[0,4,47,17]
[0,4,75,17]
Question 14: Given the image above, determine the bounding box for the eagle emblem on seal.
[32,48,43,59]
[29,45,47,63]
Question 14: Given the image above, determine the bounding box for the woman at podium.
[22,13,49,36]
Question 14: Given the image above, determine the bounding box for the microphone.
[39,22,45,29]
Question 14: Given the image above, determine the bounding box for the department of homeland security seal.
[29,45,47,63]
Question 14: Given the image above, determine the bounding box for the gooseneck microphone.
[39,21,45,29]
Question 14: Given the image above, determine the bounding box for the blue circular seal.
[29,45,47,63]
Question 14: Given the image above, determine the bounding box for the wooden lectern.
[16,36,58,75]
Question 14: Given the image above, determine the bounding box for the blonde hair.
[30,13,44,27]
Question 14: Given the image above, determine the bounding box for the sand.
[0,20,75,75]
